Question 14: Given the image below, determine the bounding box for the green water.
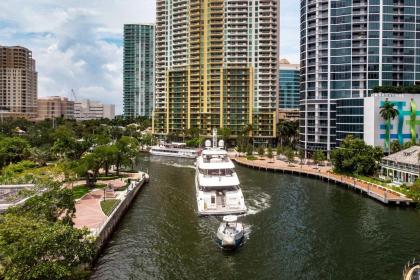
[91,155,420,279]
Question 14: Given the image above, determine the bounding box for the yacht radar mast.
[212,128,217,148]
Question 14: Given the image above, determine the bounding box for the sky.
[0,0,300,114]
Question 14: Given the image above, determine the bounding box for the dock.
[232,157,412,206]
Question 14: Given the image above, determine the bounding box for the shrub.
[246,145,253,156]
[258,146,265,157]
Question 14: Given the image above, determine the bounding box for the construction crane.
[71,89,77,102]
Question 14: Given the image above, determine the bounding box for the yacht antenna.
[212,128,217,148]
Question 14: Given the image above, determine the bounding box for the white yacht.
[195,130,247,216]
[150,142,201,159]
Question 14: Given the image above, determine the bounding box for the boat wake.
[149,157,196,170]
[243,224,252,240]
[169,163,196,170]
[244,192,271,216]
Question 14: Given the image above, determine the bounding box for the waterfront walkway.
[233,156,412,206]
[73,172,146,234]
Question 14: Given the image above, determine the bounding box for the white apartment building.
[74,99,115,121]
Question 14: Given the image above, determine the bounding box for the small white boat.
[150,142,201,159]
[216,215,244,250]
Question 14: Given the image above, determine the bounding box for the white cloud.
[0,0,299,114]
[0,0,156,114]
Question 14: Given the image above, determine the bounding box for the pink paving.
[233,156,412,204]
[73,189,107,230]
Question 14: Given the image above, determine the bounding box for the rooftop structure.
[381,146,420,185]
[0,184,34,213]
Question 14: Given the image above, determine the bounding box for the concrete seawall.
[94,173,149,256]
[233,157,412,206]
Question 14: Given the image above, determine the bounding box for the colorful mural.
[380,99,420,150]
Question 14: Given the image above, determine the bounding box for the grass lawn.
[246,155,258,160]
[341,173,417,198]
[72,185,90,199]
[353,174,389,187]
[100,199,121,216]
[72,184,108,199]
[96,175,122,181]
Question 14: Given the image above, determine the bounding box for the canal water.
[92,155,420,280]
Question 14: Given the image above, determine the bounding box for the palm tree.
[277,120,294,147]
[380,99,399,154]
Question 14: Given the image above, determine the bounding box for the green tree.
[28,147,50,166]
[277,120,298,147]
[267,147,273,160]
[390,140,401,154]
[76,149,108,187]
[0,137,30,167]
[51,125,79,160]
[312,150,326,165]
[380,99,399,153]
[298,148,305,165]
[331,135,384,176]
[276,145,283,156]
[141,133,155,146]
[246,145,253,156]
[115,136,140,174]
[0,214,93,280]
[7,182,76,225]
[258,146,265,157]
[186,137,203,148]
[402,141,413,150]
[284,148,295,164]
[241,124,253,146]
[94,145,118,176]
[186,127,200,139]
[218,128,232,147]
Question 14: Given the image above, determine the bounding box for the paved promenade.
[73,174,146,233]
[73,189,107,231]
[233,156,412,206]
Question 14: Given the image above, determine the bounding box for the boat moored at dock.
[150,142,201,159]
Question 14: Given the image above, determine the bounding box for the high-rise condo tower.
[0,46,37,119]
[123,24,155,118]
[153,0,279,140]
[300,0,420,154]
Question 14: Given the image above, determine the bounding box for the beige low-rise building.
[74,99,115,121]
[381,146,420,185]
[36,96,74,120]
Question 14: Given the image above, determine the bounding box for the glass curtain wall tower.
[153,0,279,139]
[279,59,300,119]
[123,24,155,118]
[300,0,420,153]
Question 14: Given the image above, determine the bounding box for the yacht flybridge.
[195,129,247,216]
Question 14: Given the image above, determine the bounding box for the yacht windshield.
[199,168,235,176]
[201,185,239,191]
